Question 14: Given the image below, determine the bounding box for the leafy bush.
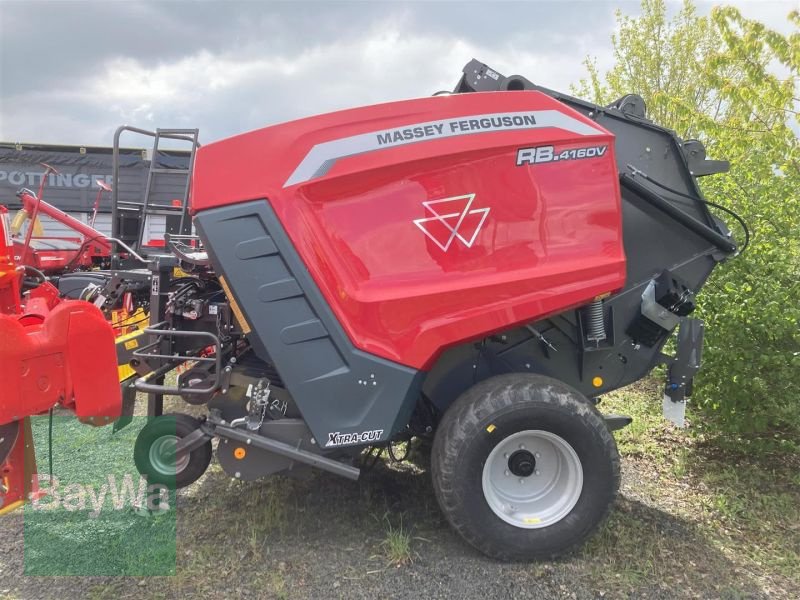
[575,1,800,432]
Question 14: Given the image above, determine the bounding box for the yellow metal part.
[10,209,44,237]
[116,328,146,382]
[0,499,25,516]
[218,275,251,334]
[0,418,38,515]
[118,364,136,382]
[10,209,27,235]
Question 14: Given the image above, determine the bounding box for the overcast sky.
[0,0,795,147]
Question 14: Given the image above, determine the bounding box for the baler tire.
[431,373,620,561]
[134,413,212,490]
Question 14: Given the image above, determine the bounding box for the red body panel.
[0,208,22,315]
[0,419,36,514]
[192,92,626,369]
[0,299,122,425]
[0,206,120,513]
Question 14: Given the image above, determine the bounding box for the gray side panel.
[194,200,422,448]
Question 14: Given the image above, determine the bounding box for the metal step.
[149,168,191,175]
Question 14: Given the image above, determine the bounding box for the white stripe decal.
[283,110,604,187]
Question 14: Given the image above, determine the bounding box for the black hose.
[63,235,106,271]
[361,446,384,470]
[112,315,150,329]
[23,265,47,282]
[21,265,48,292]
[625,165,750,255]
[48,408,54,484]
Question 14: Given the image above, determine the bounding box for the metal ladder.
[111,126,200,266]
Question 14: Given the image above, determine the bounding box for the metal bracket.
[165,233,210,267]
[663,318,704,427]
[604,414,633,432]
[681,140,730,177]
[112,383,137,433]
[641,279,681,331]
[175,422,216,456]
[213,419,360,480]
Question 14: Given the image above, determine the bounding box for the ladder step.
[144,206,185,213]
[150,168,191,175]
[156,129,199,135]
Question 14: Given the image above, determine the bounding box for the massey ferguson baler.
[36,59,741,559]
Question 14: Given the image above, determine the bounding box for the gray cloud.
[0,1,795,146]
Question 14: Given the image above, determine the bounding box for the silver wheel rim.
[149,435,190,476]
[481,430,583,529]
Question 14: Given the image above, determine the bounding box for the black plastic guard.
[194,200,423,448]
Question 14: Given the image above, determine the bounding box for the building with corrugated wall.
[0,142,190,243]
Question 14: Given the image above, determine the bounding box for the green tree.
[576,0,800,433]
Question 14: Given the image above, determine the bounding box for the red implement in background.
[0,205,121,515]
[11,164,112,274]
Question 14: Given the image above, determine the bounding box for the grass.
[378,514,412,567]
[583,500,670,588]
[585,378,800,597]
[268,569,289,600]
[23,415,177,577]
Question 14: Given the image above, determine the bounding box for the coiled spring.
[584,299,606,343]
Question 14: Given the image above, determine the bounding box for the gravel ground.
[2,382,797,600]
[0,449,783,600]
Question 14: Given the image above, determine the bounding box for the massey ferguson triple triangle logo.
[413,193,490,252]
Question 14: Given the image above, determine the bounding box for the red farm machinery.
[0,60,742,559]
[9,164,113,274]
[0,204,121,514]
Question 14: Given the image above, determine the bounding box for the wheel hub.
[149,435,190,476]
[481,429,584,529]
[507,449,536,477]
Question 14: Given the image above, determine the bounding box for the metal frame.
[165,233,210,266]
[110,125,200,267]
[132,320,222,395]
